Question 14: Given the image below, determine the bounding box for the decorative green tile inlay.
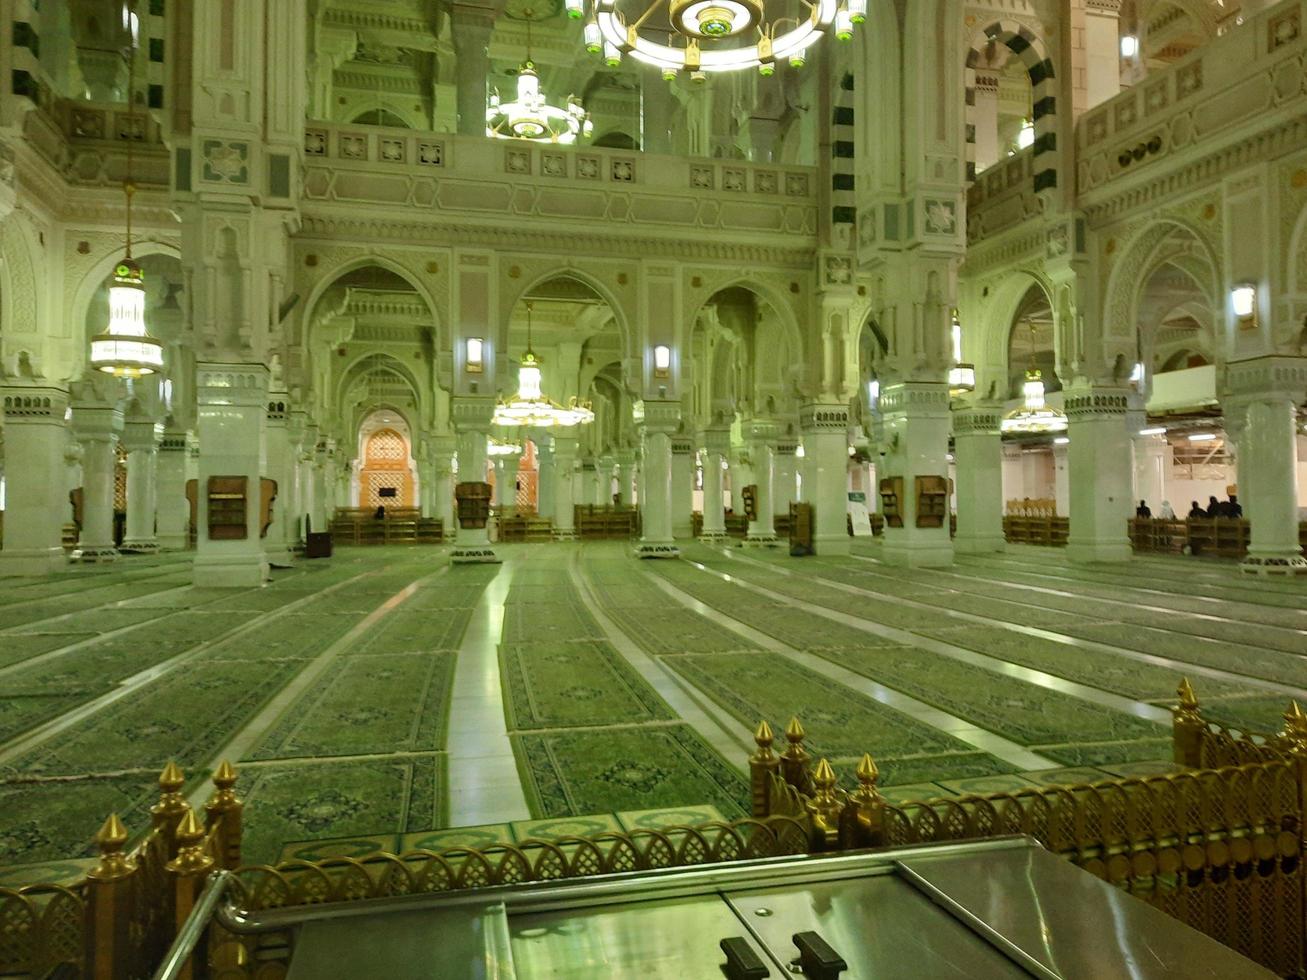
[276,835,398,864]
[514,725,749,819]
[499,641,675,730]
[511,813,623,841]
[399,824,513,852]
[1038,738,1175,768]
[0,773,158,864]
[617,804,726,831]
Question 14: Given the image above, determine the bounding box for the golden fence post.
[780,716,811,793]
[849,753,885,848]
[805,759,842,850]
[83,814,137,980]
[749,721,780,818]
[166,808,216,980]
[204,760,244,870]
[152,760,189,859]
[1172,678,1205,767]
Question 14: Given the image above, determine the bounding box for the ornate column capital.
[1,383,68,425]
[1223,355,1307,404]
[698,426,731,455]
[195,363,270,409]
[635,399,681,434]
[800,402,851,433]
[121,416,164,453]
[951,405,1003,436]
[1063,385,1131,421]
[451,396,496,432]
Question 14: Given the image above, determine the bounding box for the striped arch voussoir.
[964,20,1056,194]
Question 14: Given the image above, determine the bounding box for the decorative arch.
[981,269,1056,377]
[684,272,805,368]
[335,350,424,410]
[498,267,637,361]
[964,20,1056,191]
[67,241,182,377]
[1104,218,1222,351]
[297,252,445,352]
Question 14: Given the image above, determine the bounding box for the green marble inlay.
[249,652,457,760]
[514,725,749,819]
[499,641,675,730]
[1038,738,1175,768]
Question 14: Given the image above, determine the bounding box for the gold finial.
[785,716,805,742]
[754,719,774,748]
[212,759,237,791]
[166,807,215,876]
[1282,701,1307,742]
[1177,678,1198,709]
[89,813,134,881]
[152,760,189,833]
[159,760,184,793]
[812,758,836,792]
[854,753,880,799]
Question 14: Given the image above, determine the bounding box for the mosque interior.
[2,0,1307,976]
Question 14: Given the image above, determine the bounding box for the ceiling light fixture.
[585,0,862,76]
[1001,319,1066,434]
[488,11,591,144]
[493,301,595,428]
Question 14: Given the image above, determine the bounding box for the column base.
[881,537,953,568]
[193,553,270,587]
[551,528,578,542]
[119,539,160,555]
[71,545,120,563]
[157,534,189,551]
[0,547,67,575]
[451,546,501,564]
[697,531,729,545]
[953,534,1006,555]
[673,524,694,540]
[1240,553,1307,576]
[813,534,851,556]
[1066,539,1132,564]
[634,542,680,559]
[744,533,781,549]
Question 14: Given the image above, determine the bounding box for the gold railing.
[6,678,1307,977]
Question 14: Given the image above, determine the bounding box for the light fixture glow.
[590,0,851,74]
[1130,361,1145,384]
[1188,433,1217,442]
[1000,369,1068,434]
[1231,283,1256,318]
[488,437,523,456]
[948,364,976,395]
[466,337,484,372]
[653,344,671,375]
[493,302,595,429]
[1139,426,1167,436]
[1017,120,1035,149]
[1053,436,1070,445]
[867,380,880,403]
[1120,34,1139,58]
[487,60,588,144]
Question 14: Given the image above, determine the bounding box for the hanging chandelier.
[89,33,164,379]
[1000,321,1065,434]
[488,437,523,456]
[493,302,595,428]
[579,0,864,75]
[947,310,975,397]
[488,13,592,143]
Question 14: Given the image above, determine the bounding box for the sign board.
[848,494,874,537]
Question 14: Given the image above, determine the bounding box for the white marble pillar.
[972,70,1001,175]
[744,422,779,547]
[1083,0,1123,110]
[616,450,636,506]
[193,364,270,587]
[299,424,319,536]
[417,438,434,519]
[1132,433,1168,514]
[0,385,71,574]
[432,435,456,538]
[878,384,954,567]
[451,400,498,562]
[699,427,729,542]
[1228,365,1306,573]
[497,452,522,515]
[263,398,295,567]
[671,436,695,539]
[535,442,554,518]
[285,412,307,547]
[800,404,852,556]
[1065,385,1133,563]
[311,441,330,533]
[551,434,579,540]
[773,440,798,516]
[1000,443,1024,503]
[598,455,617,507]
[71,401,123,562]
[635,401,679,558]
[952,406,1006,554]
[121,414,163,553]
[155,429,189,550]
[1053,442,1070,517]
[728,456,748,514]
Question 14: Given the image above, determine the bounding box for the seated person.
[1205,495,1222,517]
[1187,500,1205,519]
[374,504,386,520]
[1135,500,1151,518]
[1226,494,1242,518]
[1158,500,1176,519]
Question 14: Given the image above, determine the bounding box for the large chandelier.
[89,35,163,378]
[1000,368,1067,434]
[488,13,592,143]
[493,302,595,428]
[581,0,864,75]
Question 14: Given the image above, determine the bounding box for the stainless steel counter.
[265,837,1275,979]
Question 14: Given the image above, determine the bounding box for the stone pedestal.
[671,437,695,539]
[551,434,579,541]
[193,363,270,587]
[71,401,124,563]
[0,385,71,574]
[952,407,1005,554]
[773,440,798,517]
[878,384,954,567]
[451,399,499,562]
[1065,386,1133,564]
[800,404,852,556]
[535,442,554,519]
[616,450,636,506]
[496,452,522,514]
[698,427,729,543]
[432,436,456,539]
[156,429,190,550]
[635,401,679,558]
[120,414,163,553]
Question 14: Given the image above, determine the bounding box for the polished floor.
[2,539,1304,879]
